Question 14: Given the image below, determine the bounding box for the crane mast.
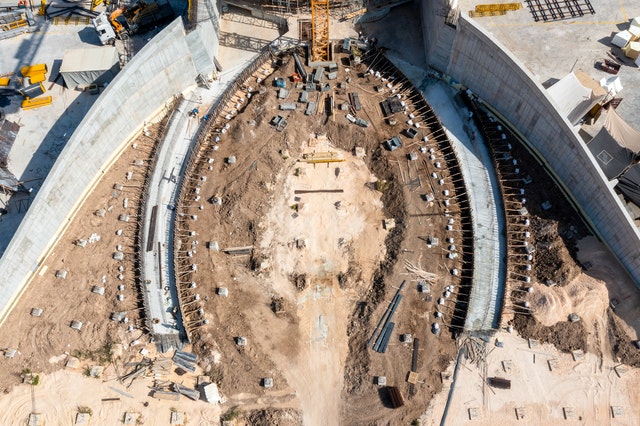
[310,0,330,62]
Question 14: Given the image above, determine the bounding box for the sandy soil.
[425,330,640,426]
[178,50,462,424]
[0,108,178,394]
[2,26,640,426]
[0,358,221,426]
[257,139,388,425]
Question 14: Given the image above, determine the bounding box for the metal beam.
[311,0,330,62]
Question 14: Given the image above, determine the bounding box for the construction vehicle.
[92,0,174,46]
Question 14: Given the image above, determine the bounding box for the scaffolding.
[311,0,330,62]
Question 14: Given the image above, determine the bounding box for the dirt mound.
[532,217,582,286]
[607,311,640,367]
[510,313,587,353]
[245,408,303,425]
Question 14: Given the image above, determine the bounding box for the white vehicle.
[92,12,117,46]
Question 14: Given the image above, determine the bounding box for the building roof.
[60,47,119,73]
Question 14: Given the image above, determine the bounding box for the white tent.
[603,106,640,153]
[632,16,640,27]
[60,47,120,89]
[629,25,640,40]
[600,75,623,97]
[547,71,605,125]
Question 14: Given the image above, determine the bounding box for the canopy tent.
[60,47,120,89]
[617,164,640,207]
[547,71,605,125]
[603,106,640,153]
[587,126,636,180]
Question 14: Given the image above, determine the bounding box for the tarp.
[587,126,636,180]
[604,107,640,153]
[617,163,640,207]
[547,71,605,125]
[60,47,120,89]
[0,166,20,192]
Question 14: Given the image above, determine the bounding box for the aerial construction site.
[0,0,640,425]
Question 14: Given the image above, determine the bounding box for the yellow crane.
[310,0,330,62]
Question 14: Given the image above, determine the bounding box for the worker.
[17,0,27,8]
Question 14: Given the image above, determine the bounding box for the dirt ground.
[0,106,180,394]
[501,117,640,372]
[1,43,640,426]
[178,49,463,425]
[424,330,640,425]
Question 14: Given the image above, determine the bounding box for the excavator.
[108,6,127,38]
[92,1,174,45]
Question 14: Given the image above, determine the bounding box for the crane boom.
[310,0,330,62]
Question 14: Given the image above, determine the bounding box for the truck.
[92,1,175,46]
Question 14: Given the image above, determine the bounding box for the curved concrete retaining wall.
[0,10,221,325]
[421,5,640,286]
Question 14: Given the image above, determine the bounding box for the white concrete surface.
[423,83,504,332]
[0,16,214,326]
[0,21,103,254]
[420,2,640,288]
[141,70,246,337]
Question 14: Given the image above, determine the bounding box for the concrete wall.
[0,5,222,325]
[420,5,640,286]
[420,0,456,72]
[186,0,221,75]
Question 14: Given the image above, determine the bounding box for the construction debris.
[387,386,405,408]
[487,377,511,389]
[203,382,223,403]
[404,260,438,283]
[173,383,200,401]
[172,350,197,373]
[368,280,406,353]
